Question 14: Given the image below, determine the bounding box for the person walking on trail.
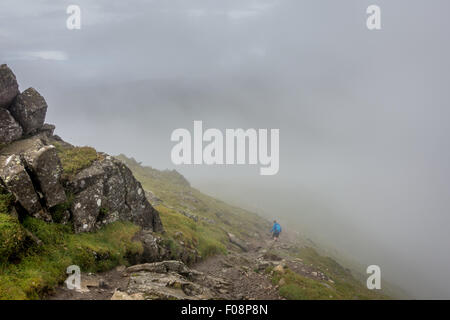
[271,220,282,241]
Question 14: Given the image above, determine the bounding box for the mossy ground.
[53,142,100,177]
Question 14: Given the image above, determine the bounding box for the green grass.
[0,214,27,263]
[54,143,100,177]
[268,247,388,300]
[0,219,142,300]
[156,205,227,259]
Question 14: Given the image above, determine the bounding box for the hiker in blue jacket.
[271,220,282,241]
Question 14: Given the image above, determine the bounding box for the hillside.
[113,154,389,300]
[0,64,388,300]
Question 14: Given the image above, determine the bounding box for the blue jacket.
[271,223,281,234]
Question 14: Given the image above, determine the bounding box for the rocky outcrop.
[66,155,163,233]
[0,64,164,236]
[0,154,44,217]
[111,261,222,300]
[0,64,19,108]
[0,135,66,221]
[9,88,48,135]
[130,230,200,265]
[0,108,22,144]
[21,142,66,208]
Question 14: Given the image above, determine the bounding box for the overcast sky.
[1,0,450,298]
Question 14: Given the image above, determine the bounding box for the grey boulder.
[68,155,164,233]
[9,88,47,135]
[0,154,46,219]
[22,144,66,208]
[0,64,19,108]
[0,108,23,145]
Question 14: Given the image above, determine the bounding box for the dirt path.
[47,236,296,300]
[192,251,282,300]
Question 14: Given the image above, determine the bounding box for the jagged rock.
[227,232,249,252]
[116,160,159,228]
[131,229,165,263]
[126,260,191,275]
[37,123,56,136]
[71,184,105,232]
[124,261,213,300]
[67,155,163,233]
[0,64,19,108]
[0,108,22,145]
[127,272,209,300]
[0,154,43,217]
[0,136,66,215]
[9,88,47,135]
[22,144,66,208]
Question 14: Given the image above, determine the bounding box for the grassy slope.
[116,155,390,300]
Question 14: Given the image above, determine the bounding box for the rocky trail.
[47,235,315,300]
